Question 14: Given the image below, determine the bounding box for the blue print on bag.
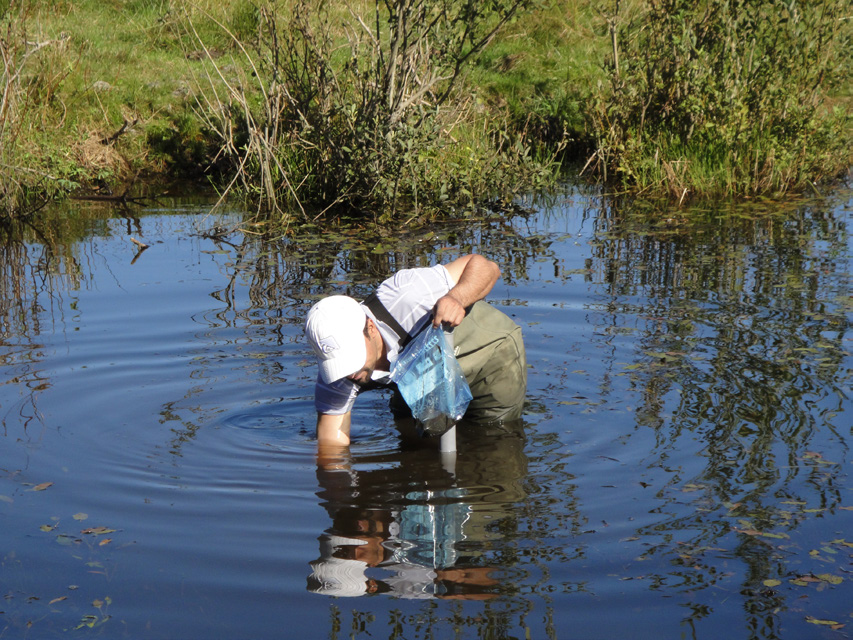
[390,324,472,424]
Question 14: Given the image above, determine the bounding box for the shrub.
[185,0,557,221]
[587,0,852,200]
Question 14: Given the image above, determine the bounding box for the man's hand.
[435,254,501,328]
[433,293,467,328]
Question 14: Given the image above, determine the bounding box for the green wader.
[451,301,527,423]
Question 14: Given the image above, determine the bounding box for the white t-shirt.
[314,264,456,415]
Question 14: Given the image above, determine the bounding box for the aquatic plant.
[587,0,852,201]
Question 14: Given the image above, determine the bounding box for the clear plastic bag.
[390,324,472,434]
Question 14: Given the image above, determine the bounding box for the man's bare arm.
[433,254,501,327]
[317,411,352,446]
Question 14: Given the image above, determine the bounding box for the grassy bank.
[0,0,850,221]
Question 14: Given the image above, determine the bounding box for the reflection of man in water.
[307,424,528,599]
[304,254,527,445]
[307,511,500,599]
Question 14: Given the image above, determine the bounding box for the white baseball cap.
[307,534,370,597]
[305,295,367,383]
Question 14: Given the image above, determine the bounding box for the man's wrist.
[443,291,464,307]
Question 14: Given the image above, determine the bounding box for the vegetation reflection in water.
[576,194,851,635]
[0,186,850,638]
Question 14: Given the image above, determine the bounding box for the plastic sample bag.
[390,324,472,434]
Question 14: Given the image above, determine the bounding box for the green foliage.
[188,0,557,220]
[589,0,852,199]
[3,0,850,218]
[0,0,78,217]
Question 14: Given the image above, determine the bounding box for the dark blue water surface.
[1,187,851,639]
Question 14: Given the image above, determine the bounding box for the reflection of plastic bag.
[390,324,472,434]
[395,488,469,569]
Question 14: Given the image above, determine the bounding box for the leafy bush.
[186,0,557,221]
[588,0,852,200]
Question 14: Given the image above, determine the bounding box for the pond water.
[1,185,851,639]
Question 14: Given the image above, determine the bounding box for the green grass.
[470,1,608,146]
[25,1,236,159]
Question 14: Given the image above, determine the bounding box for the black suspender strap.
[363,292,412,349]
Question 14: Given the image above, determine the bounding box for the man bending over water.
[304,254,527,445]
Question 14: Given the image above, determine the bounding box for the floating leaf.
[762,579,781,587]
[815,573,843,585]
[73,513,88,521]
[761,531,789,539]
[75,615,99,630]
[801,451,836,465]
[49,596,67,605]
[55,534,77,546]
[0,495,13,504]
[33,482,53,491]
[40,524,56,532]
[99,538,112,546]
[793,575,821,583]
[830,539,853,548]
[81,527,116,536]
[733,527,789,540]
[806,617,840,626]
